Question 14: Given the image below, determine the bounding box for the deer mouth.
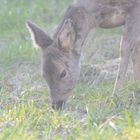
[51,91,72,110]
[52,100,66,110]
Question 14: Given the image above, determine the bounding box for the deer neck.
[54,5,96,55]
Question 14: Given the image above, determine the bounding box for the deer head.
[27,19,80,109]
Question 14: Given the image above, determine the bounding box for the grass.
[0,0,140,139]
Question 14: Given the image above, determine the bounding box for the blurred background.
[0,0,139,139]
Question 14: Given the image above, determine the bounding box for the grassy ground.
[0,0,140,139]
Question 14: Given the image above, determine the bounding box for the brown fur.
[27,0,140,109]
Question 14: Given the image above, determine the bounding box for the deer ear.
[58,19,76,51]
[26,21,53,50]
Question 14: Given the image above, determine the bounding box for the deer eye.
[60,70,67,78]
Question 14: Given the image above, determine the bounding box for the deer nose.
[52,100,66,110]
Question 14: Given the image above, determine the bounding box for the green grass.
[1,82,140,140]
[0,0,140,139]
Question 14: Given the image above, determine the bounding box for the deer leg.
[132,45,140,83]
[112,36,132,96]
[131,43,140,108]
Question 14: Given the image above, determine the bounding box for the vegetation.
[0,0,140,139]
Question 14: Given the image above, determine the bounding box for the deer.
[27,0,140,110]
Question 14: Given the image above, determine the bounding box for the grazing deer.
[27,0,140,109]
